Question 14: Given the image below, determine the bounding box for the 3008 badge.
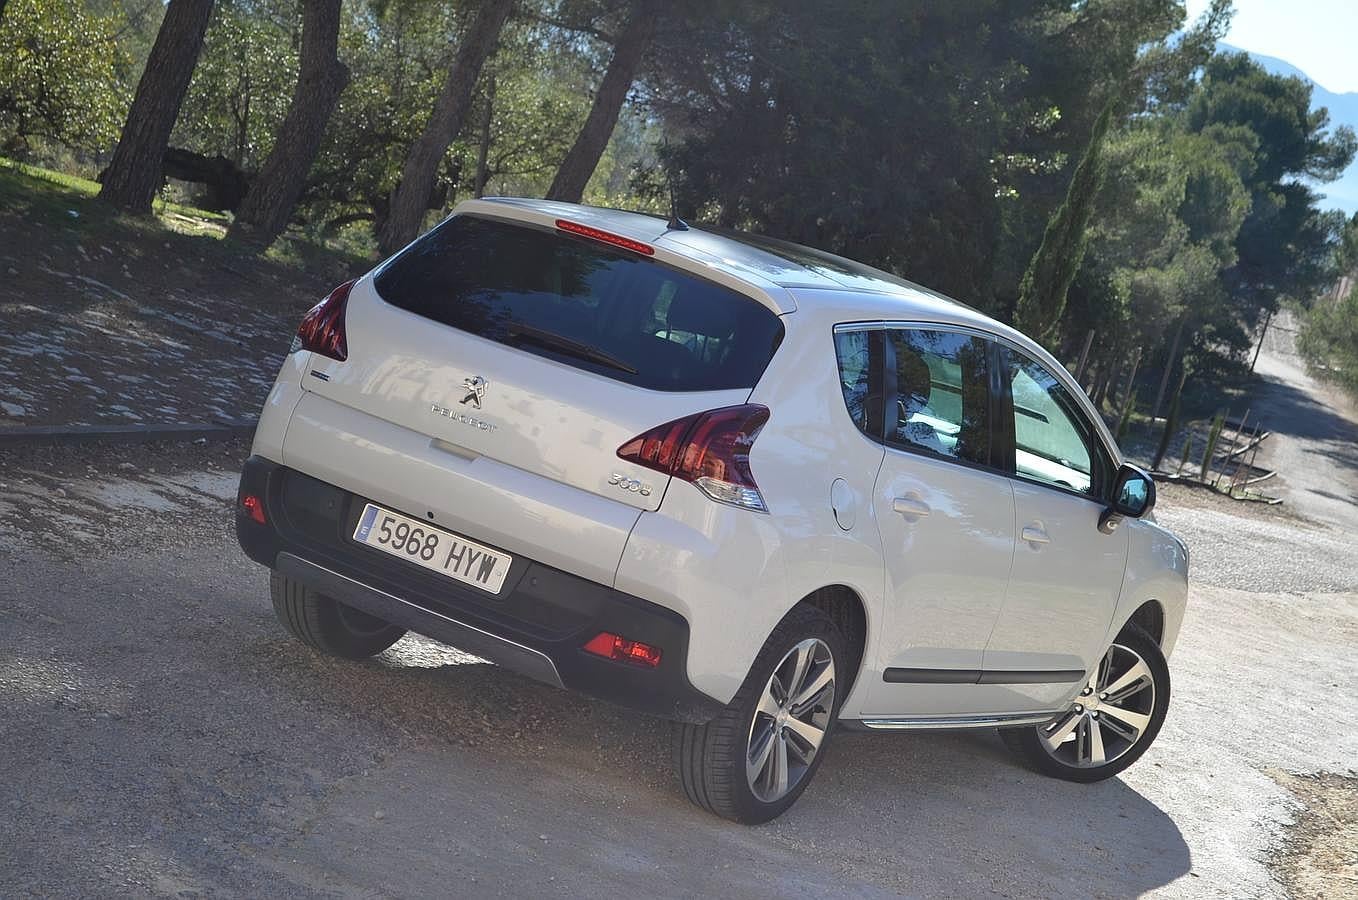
[608,472,652,496]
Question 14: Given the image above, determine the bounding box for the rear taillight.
[295,280,354,361]
[617,404,770,512]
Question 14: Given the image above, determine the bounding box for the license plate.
[352,503,512,595]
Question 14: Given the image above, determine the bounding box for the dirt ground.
[1,382,1356,898]
[0,168,355,428]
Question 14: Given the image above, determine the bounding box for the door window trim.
[831,321,1119,502]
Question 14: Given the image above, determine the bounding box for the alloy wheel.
[746,638,836,802]
[1039,642,1157,769]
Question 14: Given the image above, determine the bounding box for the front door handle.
[892,496,931,518]
[1021,524,1051,544]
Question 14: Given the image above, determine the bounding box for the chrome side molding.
[857,711,1059,730]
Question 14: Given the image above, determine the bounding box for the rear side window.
[373,215,785,391]
[885,328,991,465]
[834,329,876,435]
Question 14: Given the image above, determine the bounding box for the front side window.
[885,329,990,465]
[1002,348,1102,496]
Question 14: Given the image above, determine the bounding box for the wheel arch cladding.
[1121,599,1165,646]
[799,585,868,695]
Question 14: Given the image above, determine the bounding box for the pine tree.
[1014,100,1114,342]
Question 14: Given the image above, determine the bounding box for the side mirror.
[1113,463,1156,517]
[1099,464,1156,533]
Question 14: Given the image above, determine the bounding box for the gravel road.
[2,317,1356,897]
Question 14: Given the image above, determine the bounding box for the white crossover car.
[237,198,1188,823]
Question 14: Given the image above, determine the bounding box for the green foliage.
[1015,102,1113,341]
[1185,53,1357,321]
[1299,276,1358,394]
[1176,432,1193,475]
[5,0,1353,397]
[299,4,592,241]
[174,0,301,170]
[0,0,130,151]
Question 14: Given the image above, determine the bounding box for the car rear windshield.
[373,215,785,392]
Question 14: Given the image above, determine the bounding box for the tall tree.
[377,0,514,255]
[0,0,130,150]
[97,0,215,213]
[228,0,348,247]
[545,0,654,203]
[1014,101,1114,341]
[1185,53,1357,326]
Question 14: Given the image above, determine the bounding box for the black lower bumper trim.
[275,552,565,688]
[235,455,724,723]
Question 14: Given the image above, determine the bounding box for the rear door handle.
[1021,525,1051,544]
[892,496,931,518]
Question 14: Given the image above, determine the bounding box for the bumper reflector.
[582,631,662,668]
[241,493,267,525]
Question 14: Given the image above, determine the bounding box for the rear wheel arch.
[797,585,868,696]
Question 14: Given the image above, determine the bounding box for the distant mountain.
[1222,44,1358,215]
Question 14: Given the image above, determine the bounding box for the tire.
[999,624,1170,783]
[270,572,406,660]
[674,604,847,824]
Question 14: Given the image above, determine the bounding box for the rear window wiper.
[504,323,638,375]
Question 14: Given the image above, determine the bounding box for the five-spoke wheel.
[746,638,836,803]
[1000,624,1170,782]
[1039,642,1156,768]
[675,605,847,823]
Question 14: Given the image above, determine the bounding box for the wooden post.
[1149,316,1185,423]
[1250,310,1273,373]
[1200,411,1226,482]
[473,72,496,198]
[1117,346,1142,429]
[1228,425,1260,495]
[1214,408,1248,488]
[1073,329,1095,386]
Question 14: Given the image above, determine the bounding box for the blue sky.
[1185,0,1358,93]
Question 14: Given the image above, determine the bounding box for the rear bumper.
[235,455,724,723]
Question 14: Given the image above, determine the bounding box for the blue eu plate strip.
[355,504,379,541]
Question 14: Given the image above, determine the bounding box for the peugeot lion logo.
[460,375,488,409]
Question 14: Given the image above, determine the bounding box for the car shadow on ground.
[276,636,1194,896]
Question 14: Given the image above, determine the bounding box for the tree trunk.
[1148,315,1185,422]
[545,0,655,204]
[98,0,216,214]
[162,147,250,210]
[377,0,514,255]
[228,0,348,248]
[473,73,496,198]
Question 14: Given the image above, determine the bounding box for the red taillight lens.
[240,493,266,524]
[296,280,354,361]
[582,632,662,668]
[617,404,770,512]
